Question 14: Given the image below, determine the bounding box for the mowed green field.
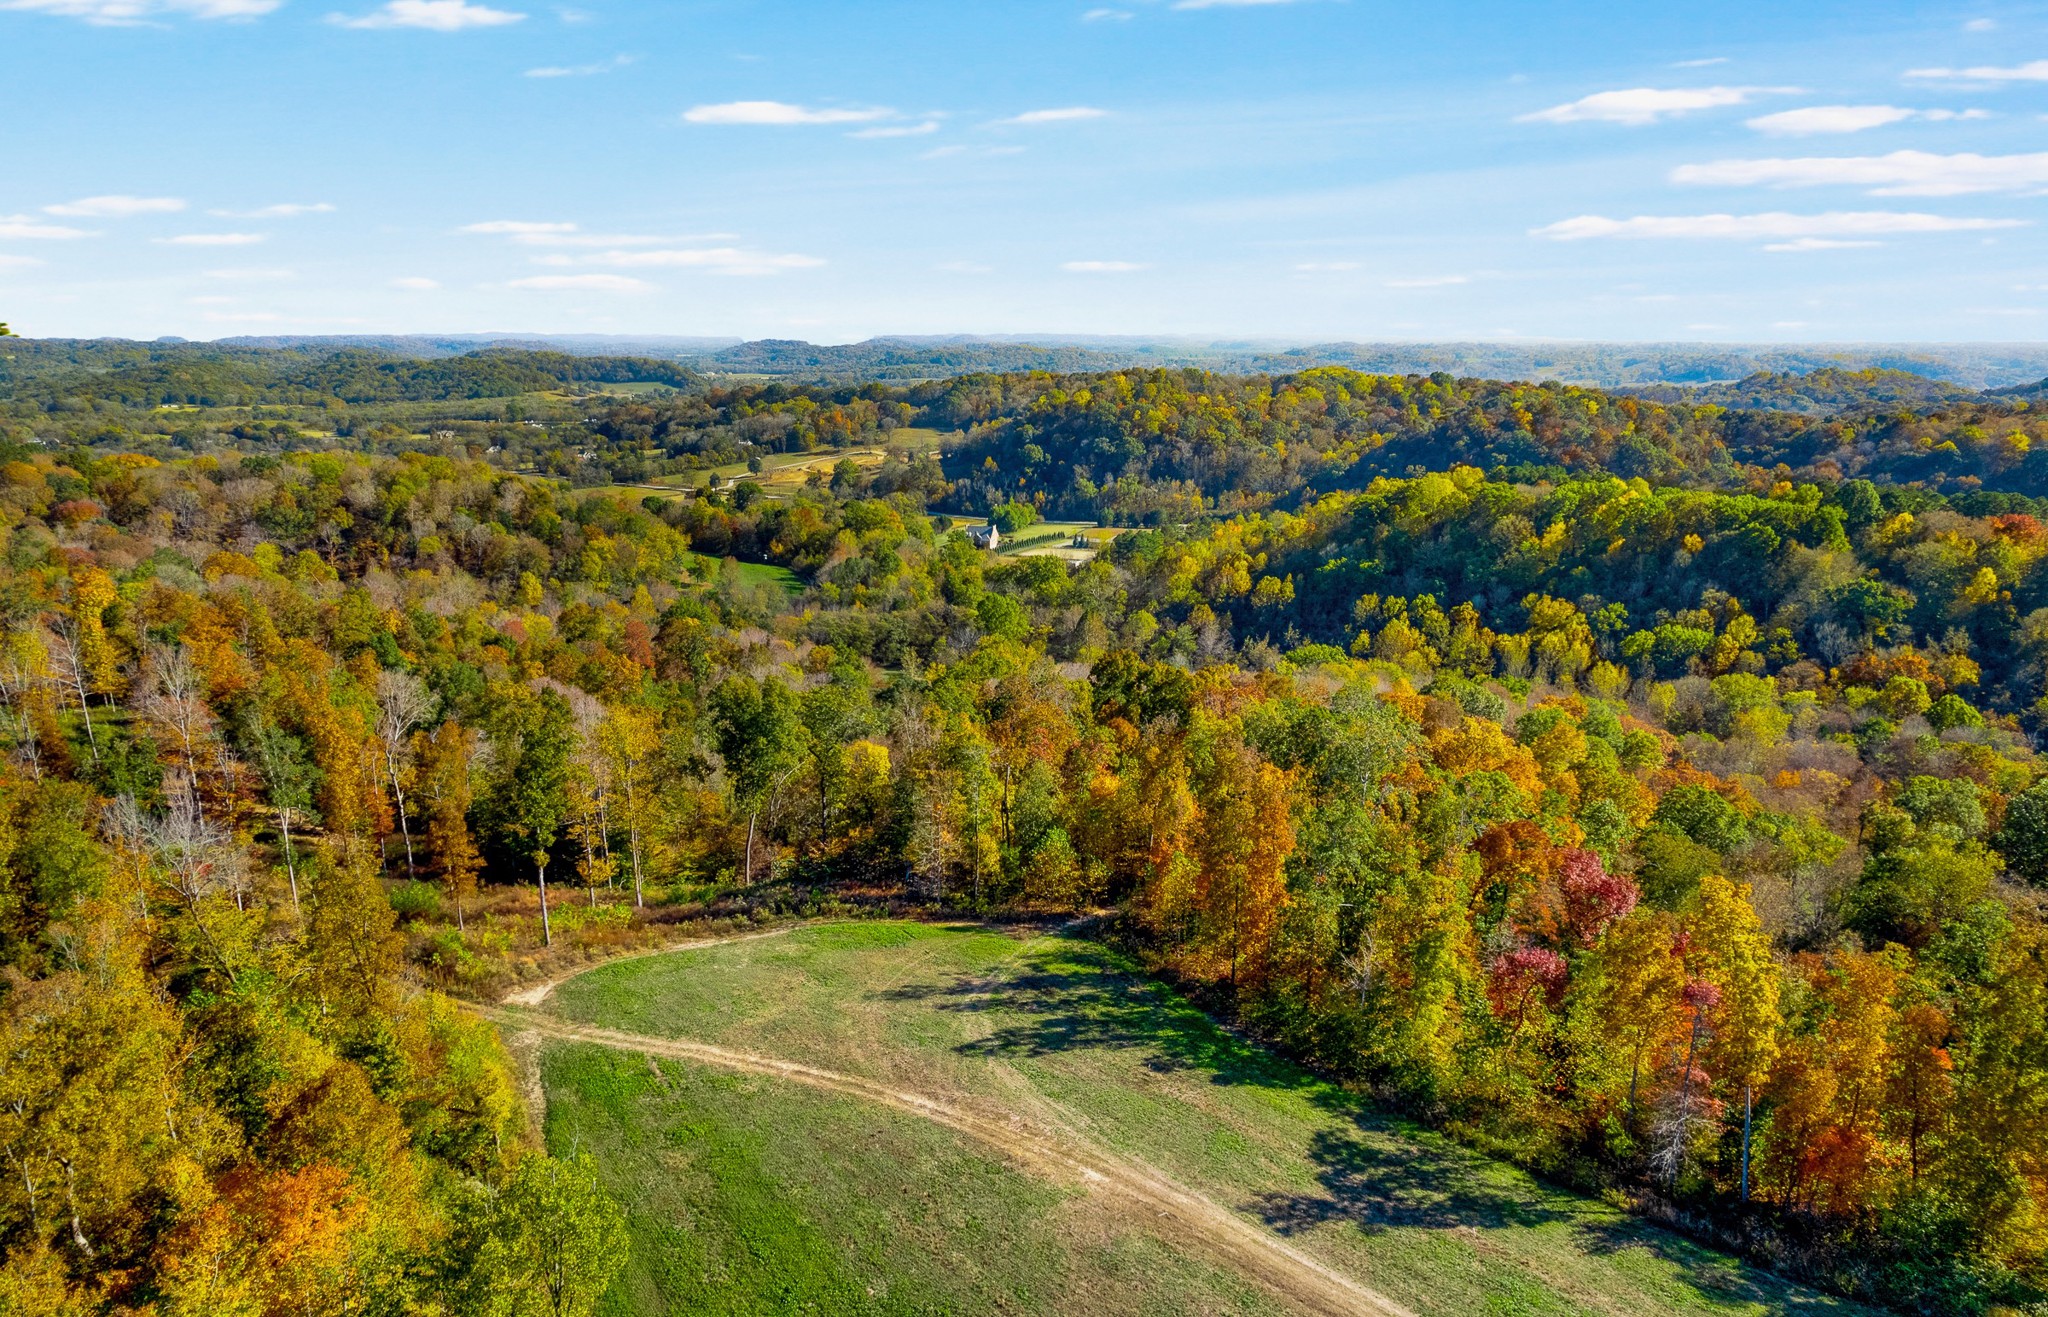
[526,922,1868,1317]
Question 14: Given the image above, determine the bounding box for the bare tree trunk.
[537,857,552,947]
[386,753,417,879]
[1741,1083,1755,1202]
[56,632,97,763]
[279,809,300,916]
[744,810,758,886]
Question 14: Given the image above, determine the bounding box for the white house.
[965,524,1001,550]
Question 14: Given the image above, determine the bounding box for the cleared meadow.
[526,922,1869,1317]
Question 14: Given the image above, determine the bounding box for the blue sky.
[3,0,2047,342]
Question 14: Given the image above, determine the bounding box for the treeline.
[0,344,695,410]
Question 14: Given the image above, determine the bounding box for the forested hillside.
[8,345,2048,1312]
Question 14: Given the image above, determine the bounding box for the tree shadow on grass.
[877,932,1854,1312]
[1243,1126,1574,1237]
[877,935,1304,1088]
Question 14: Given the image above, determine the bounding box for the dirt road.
[500,925,800,1007]
[481,1003,1411,1317]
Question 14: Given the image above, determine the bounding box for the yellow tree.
[595,705,661,908]
[1691,873,1783,1200]
[416,719,481,929]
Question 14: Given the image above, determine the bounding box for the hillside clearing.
[504,921,1868,1317]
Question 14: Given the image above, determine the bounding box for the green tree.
[709,675,803,884]
[1996,776,2048,886]
[458,1154,628,1317]
[490,687,574,946]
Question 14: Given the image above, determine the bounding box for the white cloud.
[997,106,1108,125]
[1966,17,1997,31]
[525,54,633,77]
[1746,105,1913,135]
[506,273,652,292]
[209,202,337,218]
[0,216,92,239]
[538,246,823,276]
[849,121,940,138]
[1746,105,1987,135]
[682,100,892,125]
[1907,59,2048,82]
[936,260,994,273]
[1294,261,1360,271]
[1386,274,1470,287]
[1519,85,1789,125]
[1673,149,2048,195]
[1533,210,2024,240]
[1172,0,1303,8]
[1763,238,1884,251]
[0,255,45,270]
[156,232,266,245]
[1672,57,1729,68]
[1081,7,1131,18]
[0,0,278,24]
[44,195,185,217]
[391,276,441,289]
[205,267,295,279]
[1062,259,1147,272]
[336,0,524,30]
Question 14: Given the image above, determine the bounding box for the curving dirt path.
[500,925,801,1007]
[480,1005,1410,1317]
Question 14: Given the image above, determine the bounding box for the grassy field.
[527,922,1868,1317]
[723,559,806,597]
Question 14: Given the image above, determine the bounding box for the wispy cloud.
[1534,210,2023,241]
[1081,7,1131,18]
[525,53,633,77]
[1062,259,1147,272]
[462,221,740,248]
[1294,261,1360,271]
[1674,150,2048,195]
[391,276,440,289]
[1386,274,1470,287]
[0,216,93,240]
[0,255,46,270]
[0,0,278,24]
[1906,59,2048,82]
[534,246,823,276]
[506,273,652,291]
[1745,105,1988,135]
[683,100,892,125]
[1764,238,1883,251]
[1520,86,1792,125]
[334,0,524,30]
[45,195,185,217]
[1172,0,1304,8]
[204,267,296,279]
[1672,57,1729,68]
[997,106,1108,125]
[849,121,941,138]
[208,202,337,218]
[155,232,267,245]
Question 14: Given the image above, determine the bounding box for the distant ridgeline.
[12,338,2048,504]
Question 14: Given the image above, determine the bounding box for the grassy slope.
[547,1047,1279,1316]
[545,922,1869,1317]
